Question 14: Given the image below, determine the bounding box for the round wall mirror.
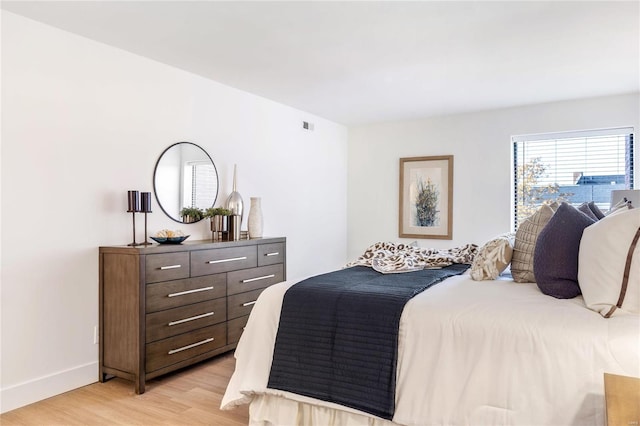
[153,142,219,223]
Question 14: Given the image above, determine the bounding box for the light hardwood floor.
[0,352,249,425]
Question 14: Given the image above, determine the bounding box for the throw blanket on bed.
[267,264,470,420]
[345,241,477,274]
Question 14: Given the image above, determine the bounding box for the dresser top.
[99,236,286,255]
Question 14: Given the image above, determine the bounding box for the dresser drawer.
[228,288,267,320]
[227,264,284,295]
[146,252,190,283]
[258,243,285,266]
[191,246,257,276]
[145,323,226,373]
[227,315,249,345]
[146,298,227,343]
[146,275,226,313]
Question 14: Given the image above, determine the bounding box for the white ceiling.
[3,1,639,125]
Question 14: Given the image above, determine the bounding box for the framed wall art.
[399,155,453,239]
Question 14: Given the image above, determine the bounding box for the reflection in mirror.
[153,142,219,223]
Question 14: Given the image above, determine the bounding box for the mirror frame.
[153,141,219,224]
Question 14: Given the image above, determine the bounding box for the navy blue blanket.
[267,264,469,420]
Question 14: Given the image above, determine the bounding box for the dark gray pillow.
[578,202,599,221]
[534,202,595,298]
[587,201,605,220]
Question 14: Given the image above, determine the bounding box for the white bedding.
[221,273,640,426]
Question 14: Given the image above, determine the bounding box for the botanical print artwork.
[400,155,453,239]
[412,175,441,227]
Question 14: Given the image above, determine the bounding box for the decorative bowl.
[150,235,190,244]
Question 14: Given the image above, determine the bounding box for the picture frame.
[399,155,453,239]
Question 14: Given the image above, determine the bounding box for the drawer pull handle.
[168,312,214,326]
[207,256,247,264]
[266,252,279,256]
[242,301,257,307]
[168,286,214,298]
[242,274,275,283]
[168,338,214,355]
[160,264,181,270]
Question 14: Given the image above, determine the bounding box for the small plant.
[204,207,232,217]
[180,207,204,222]
[207,206,232,235]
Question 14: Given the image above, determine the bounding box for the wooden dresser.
[99,237,286,393]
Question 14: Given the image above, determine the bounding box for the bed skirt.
[249,394,399,426]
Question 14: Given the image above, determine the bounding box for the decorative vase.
[228,214,242,241]
[211,215,228,240]
[225,164,244,224]
[248,197,263,239]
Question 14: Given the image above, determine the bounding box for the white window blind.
[512,127,634,229]
[183,161,217,210]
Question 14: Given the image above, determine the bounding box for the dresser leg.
[135,375,146,394]
[99,371,115,383]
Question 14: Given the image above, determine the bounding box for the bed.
[221,206,640,426]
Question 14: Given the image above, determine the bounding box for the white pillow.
[606,199,633,216]
[471,234,514,281]
[578,208,640,317]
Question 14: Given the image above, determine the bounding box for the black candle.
[141,192,152,213]
[127,190,140,212]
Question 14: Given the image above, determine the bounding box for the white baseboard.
[1,361,98,414]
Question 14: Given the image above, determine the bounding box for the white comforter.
[221,273,640,426]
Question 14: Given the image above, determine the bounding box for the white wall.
[0,12,347,412]
[347,93,639,261]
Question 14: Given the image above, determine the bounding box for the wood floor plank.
[0,352,249,425]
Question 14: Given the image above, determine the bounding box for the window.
[512,127,634,229]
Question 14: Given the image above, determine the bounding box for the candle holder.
[140,192,152,245]
[127,190,142,246]
[127,210,141,246]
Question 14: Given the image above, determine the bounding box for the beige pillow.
[606,201,633,217]
[511,204,555,283]
[470,233,515,281]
